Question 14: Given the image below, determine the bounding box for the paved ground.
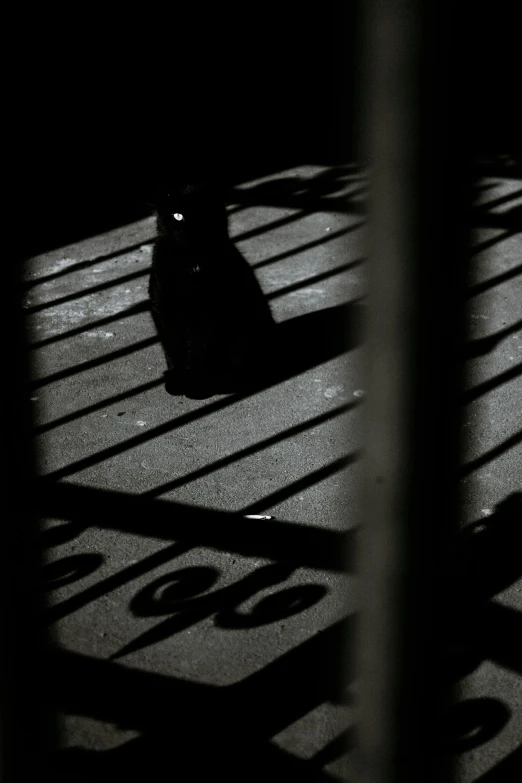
[452,164,522,782]
[22,162,521,781]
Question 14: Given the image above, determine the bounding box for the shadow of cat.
[165,300,364,399]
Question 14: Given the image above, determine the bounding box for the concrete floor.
[453,169,522,783]
[22,163,521,781]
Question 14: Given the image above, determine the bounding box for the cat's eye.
[173,213,184,221]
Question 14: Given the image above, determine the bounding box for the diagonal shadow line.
[53,733,340,783]
[26,227,362,338]
[33,377,165,436]
[470,204,522,231]
[309,729,354,768]
[46,542,190,625]
[28,253,362,359]
[252,222,365,270]
[464,320,522,357]
[31,335,158,389]
[144,402,359,498]
[42,392,256,479]
[30,247,362,351]
[228,192,367,218]
[228,178,360,205]
[27,234,363,350]
[226,203,249,216]
[463,361,522,404]
[29,301,151,349]
[472,183,498,194]
[267,259,365,301]
[461,430,522,476]
[232,194,366,245]
[40,301,362,478]
[470,228,518,256]
[48,619,352,782]
[48,646,219,730]
[22,237,155,290]
[229,172,366,199]
[240,453,359,515]
[257,744,342,782]
[48,616,352,737]
[24,266,150,314]
[468,262,522,297]
[36,481,351,571]
[469,600,522,676]
[472,187,522,212]
[225,196,327,219]
[232,208,317,243]
[227,616,353,738]
[472,745,522,783]
[228,180,367,212]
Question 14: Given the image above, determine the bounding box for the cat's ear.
[142,187,169,210]
[182,181,210,195]
[190,180,225,201]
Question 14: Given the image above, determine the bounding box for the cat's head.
[151,181,228,245]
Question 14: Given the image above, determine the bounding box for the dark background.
[7,4,361,257]
[6,3,520,258]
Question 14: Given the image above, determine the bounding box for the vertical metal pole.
[355,2,468,782]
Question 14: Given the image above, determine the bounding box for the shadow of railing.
[36,483,522,782]
[46,621,352,783]
[36,298,362,482]
[19,164,365,781]
[12,160,522,783]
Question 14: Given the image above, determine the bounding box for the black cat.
[148,182,275,397]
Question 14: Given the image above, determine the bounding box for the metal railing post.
[355,2,468,781]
